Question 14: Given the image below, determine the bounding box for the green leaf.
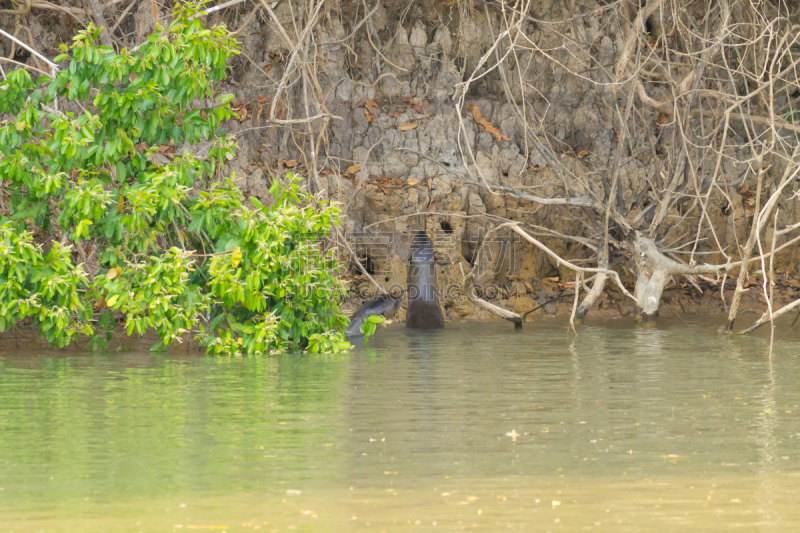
[209,314,224,332]
[116,161,127,181]
[149,342,167,353]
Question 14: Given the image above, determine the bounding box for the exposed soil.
[3,0,800,328]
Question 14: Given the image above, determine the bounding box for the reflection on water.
[2,316,800,532]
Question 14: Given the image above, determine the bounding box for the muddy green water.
[2,317,800,532]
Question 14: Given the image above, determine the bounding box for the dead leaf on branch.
[468,104,509,142]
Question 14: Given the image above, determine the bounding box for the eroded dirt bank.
[2,0,800,325]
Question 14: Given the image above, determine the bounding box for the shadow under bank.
[0,311,796,357]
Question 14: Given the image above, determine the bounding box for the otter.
[345,293,403,337]
[405,230,445,329]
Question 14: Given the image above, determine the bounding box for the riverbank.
[344,272,800,325]
[1,302,789,357]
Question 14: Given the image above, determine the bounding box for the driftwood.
[462,223,523,329]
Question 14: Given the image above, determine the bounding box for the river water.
[2,316,800,532]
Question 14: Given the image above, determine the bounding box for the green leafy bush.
[0,1,350,354]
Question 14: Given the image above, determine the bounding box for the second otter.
[345,293,403,337]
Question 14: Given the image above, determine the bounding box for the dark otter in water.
[406,231,445,329]
[346,293,403,337]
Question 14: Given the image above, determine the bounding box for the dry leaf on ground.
[468,104,509,142]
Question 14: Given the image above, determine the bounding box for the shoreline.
[0,304,790,357]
